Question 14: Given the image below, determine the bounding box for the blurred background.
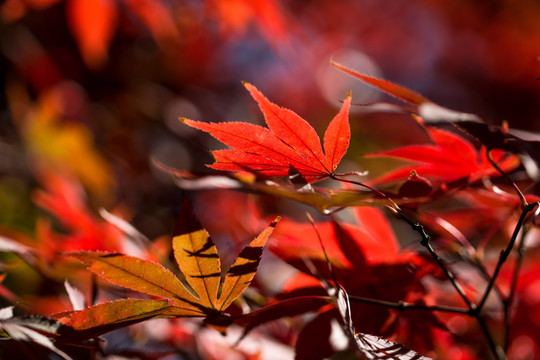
[0,0,539,288]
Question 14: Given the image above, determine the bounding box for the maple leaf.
[364,126,520,189]
[61,218,279,336]
[182,83,351,183]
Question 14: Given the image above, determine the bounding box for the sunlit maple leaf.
[182,83,351,183]
[62,218,279,336]
[364,126,520,189]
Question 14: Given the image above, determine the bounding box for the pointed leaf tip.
[218,218,279,310]
[331,61,428,106]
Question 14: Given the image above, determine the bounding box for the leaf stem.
[330,174,401,212]
[486,150,527,209]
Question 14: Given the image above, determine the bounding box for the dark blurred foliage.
[0,1,538,357]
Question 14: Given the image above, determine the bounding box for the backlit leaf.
[69,252,200,310]
[324,90,352,172]
[172,230,221,309]
[68,218,280,335]
[219,217,280,310]
[182,83,351,183]
[57,299,170,332]
[365,126,520,189]
[244,82,328,172]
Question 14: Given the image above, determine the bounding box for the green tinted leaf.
[218,217,279,310]
[172,230,221,309]
[59,299,170,331]
[70,252,200,310]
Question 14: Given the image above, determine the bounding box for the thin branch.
[331,174,505,359]
[397,215,475,310]
[503,225,528,351]
[477,202,537,312]
[306,213,339,286]
[348,295,469,315]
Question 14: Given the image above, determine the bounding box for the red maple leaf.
[182,83,351,183]
[364,126,520,189]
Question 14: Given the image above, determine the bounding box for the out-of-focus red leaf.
[251,0,290,46]
[331,61,481,124]
[124,0,180,46]
[270,208,399,274]
[1,0,62,22]
[352,206,400,264]
[66,0,118,69]
[32,171,122,257]
[206,0,290,48]
[2,28,63,92]
[331,61,429,106]
[270,219,362,272]
[182,83,351,183]
[0,274,18,303]
[365,127,520,189]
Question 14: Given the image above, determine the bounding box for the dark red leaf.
[365,126,520,189]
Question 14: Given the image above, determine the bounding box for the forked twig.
[330,174,505,359]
